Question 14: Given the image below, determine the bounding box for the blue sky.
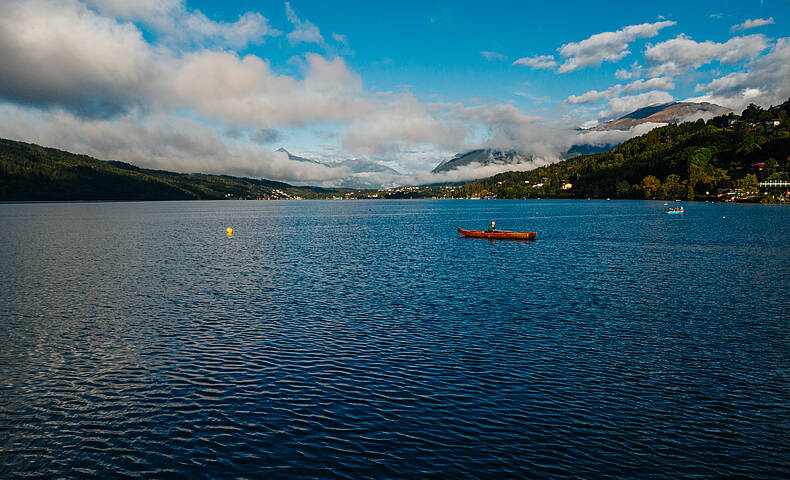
[0,0,788,186]
[195,0,784,109]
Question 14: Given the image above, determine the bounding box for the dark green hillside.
[0,138,345,201]
[457,99,790,201]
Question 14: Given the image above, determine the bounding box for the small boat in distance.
[667,206,684,214]
[457,228,537,240]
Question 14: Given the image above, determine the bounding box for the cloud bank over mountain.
[0,1,787,186]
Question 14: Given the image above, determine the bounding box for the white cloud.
[413,160,548,185]
[691,37,790,111]
[597,91,674,119]
[645,34,769,76]
[251,128,281,144]
[410,118,673,184]
[0,0,155,116]
[481,51,508,61]
[512,55,558,69]
[285,2,326,47]
[576,122,669,145]
[0,0,578,179]
[5,1,784,188]
[0,1,373,127]
[343,101,568,175]
[565,77,673,106]
[0,0,474,180]
[566,86,623,104]
[332,32,348,46]
[163,51,371,127]
[85,0,180,18]
[557,20,676,73]
[458,113,574,160]
[0,103,351,183]
[624,76,675,92]
[453,103,543,126]
[615,62,643,79]
[341,94,466,157]
[730,17,775,33]
[85,0,278,48]
[615,69,634,80]
[182,11,276,48]
[579,120,600,129]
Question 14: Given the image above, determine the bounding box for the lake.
[1,199,788,479]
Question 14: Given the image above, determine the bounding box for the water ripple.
[1,200,789,479]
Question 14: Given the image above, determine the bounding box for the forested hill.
[460,99,790,201]
[0,138,343,201]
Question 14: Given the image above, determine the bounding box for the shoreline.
[2,197,788,205]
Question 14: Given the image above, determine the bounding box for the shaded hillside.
[451,99,790,201]
[0,139,345,201]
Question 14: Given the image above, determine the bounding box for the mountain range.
[3,98,787,202]
[277,148,401,188]
[1,102,744,197]
[433,101,733,173]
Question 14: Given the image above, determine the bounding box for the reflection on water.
[1,200,789,479]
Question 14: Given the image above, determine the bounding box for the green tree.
[662,174,685,199]
[687,147,723,196]
[741,103,763,123]
[765,158,778,176]
[641,175,662,199]
[615,179,630,197]
[736,174,760,196]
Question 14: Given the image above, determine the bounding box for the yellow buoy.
[722,216,726,219]
[226,227,233,235]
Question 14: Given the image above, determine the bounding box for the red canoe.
[457,228,537,240]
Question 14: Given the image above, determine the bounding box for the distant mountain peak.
[594,101,732,131]
[338,157,401,175]
[275,148,322,164]
[275,148,403,188]
[432,149,532,174]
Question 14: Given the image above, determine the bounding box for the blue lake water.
[1,199,789,479]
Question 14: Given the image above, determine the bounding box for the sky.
[0,0,788,186]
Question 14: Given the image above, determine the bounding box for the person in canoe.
[487,221,496,232]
